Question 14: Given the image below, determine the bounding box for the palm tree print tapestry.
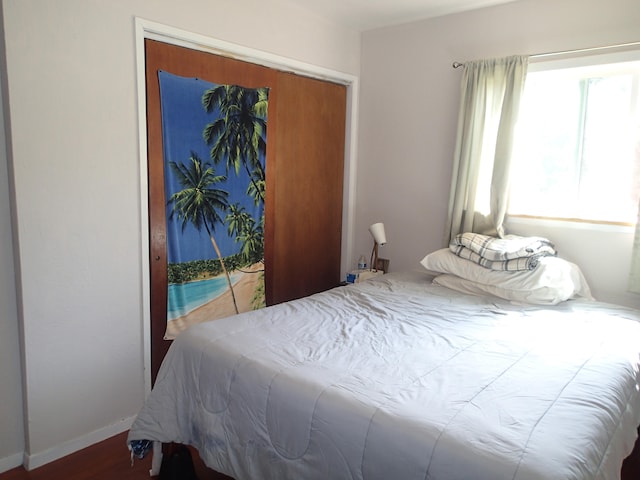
[158,71,268,339]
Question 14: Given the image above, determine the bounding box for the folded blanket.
[450,233,557,271]
[450,245,547,271]
[451,233,556,260]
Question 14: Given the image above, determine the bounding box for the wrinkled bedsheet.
[128,271,640,480]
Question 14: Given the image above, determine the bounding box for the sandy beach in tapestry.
[159,71,269,339]
[165,262,264,339]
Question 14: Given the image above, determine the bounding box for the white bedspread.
[128,271,640,480]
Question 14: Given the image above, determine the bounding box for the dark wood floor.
[0,432,231,480]
[1,428,639,480]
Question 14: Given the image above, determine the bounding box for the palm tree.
[202,85,268,204]
[237,218,264,265]
[201,84,268,308]
[226,203,264,268]
[246,165,265,207]
[226,203,252,239]
[167,152,239,314]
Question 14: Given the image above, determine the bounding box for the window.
[508,53,640,225]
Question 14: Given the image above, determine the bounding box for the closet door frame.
[134,18,358,395]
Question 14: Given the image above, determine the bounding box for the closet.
[144,40,346,380]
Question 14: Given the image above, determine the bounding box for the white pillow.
[433,274,588,305]
[421,248,593,305]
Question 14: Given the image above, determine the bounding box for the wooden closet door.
[270,72,345,304]
[144,40,346,380]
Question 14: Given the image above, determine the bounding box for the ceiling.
[288,0,521,30]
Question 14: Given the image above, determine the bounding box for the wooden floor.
[0,432,231,480]
[1,428,639,480]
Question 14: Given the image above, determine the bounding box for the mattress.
[128,271,640,480]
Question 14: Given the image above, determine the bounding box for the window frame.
[507,49,640,228]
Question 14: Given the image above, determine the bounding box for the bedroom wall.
[356,0,640,309]
[0,0,360,470]
[0,8,24,470]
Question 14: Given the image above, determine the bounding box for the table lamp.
[368,222,387,272]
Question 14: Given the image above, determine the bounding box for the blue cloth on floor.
[130,439,153,459]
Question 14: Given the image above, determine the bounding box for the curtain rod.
[452,40,640,68]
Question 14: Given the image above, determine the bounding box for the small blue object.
[130,439,153,459]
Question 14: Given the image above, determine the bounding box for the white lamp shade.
[369,222,387,245]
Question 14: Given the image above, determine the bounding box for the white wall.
[0,0,360,470]
[357,0,640,308]
[0,6,24,470]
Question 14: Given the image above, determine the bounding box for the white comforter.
[128,271,640,480]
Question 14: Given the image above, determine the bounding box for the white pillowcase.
[421,248,593,305]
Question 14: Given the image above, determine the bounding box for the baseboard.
[0,452,24,474]
[23,415,136,471]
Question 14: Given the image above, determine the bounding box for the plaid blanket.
[450,233,556,271]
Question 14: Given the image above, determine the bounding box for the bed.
[128,255,640,479]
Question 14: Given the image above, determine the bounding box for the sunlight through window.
[509,55,640,224]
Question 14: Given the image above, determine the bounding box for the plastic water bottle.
[357,254,367,270]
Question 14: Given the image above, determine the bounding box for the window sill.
[506,214,634,233]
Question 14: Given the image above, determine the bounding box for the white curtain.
[444,55,529,245]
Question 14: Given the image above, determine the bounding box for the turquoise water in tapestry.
[167,274,240,320]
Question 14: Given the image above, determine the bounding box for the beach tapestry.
[158,71,268,339]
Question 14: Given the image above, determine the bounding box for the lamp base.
[374,258,390,273]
